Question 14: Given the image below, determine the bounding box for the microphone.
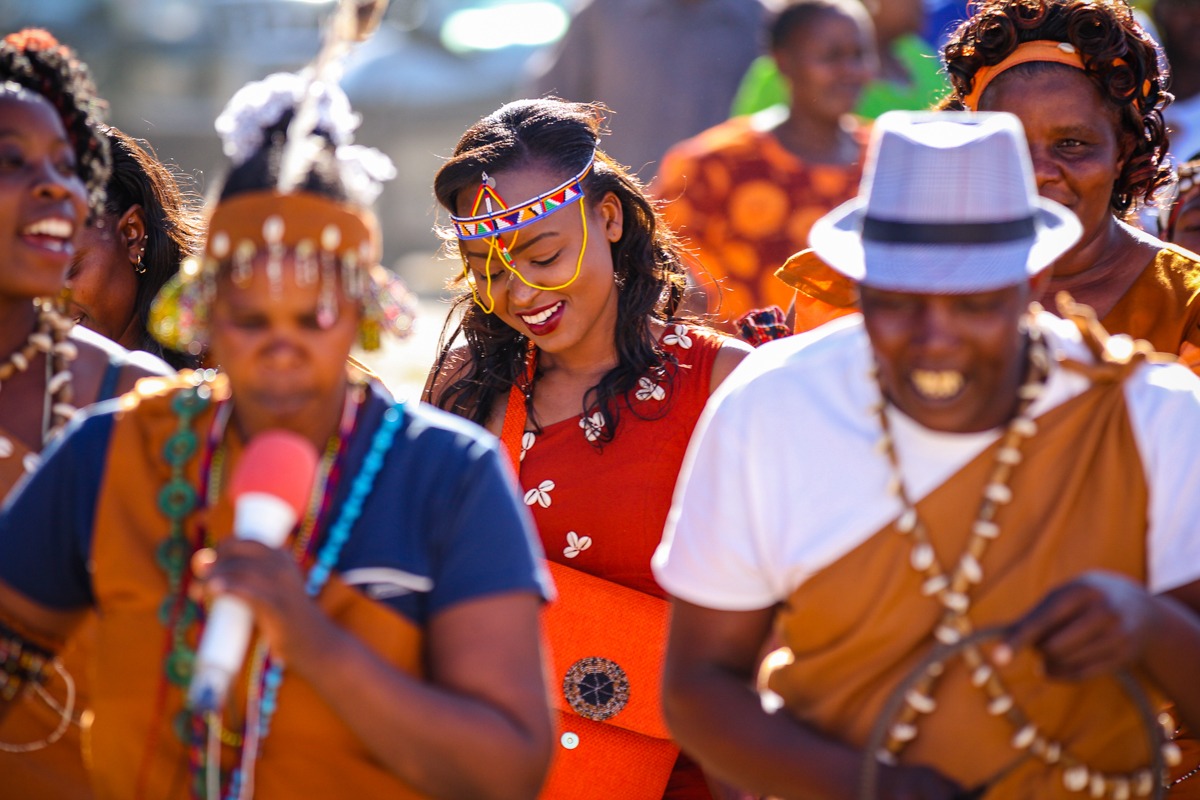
[188,430,319,714]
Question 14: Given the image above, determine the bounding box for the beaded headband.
[450,153,594,240]
[962,40,1147,111]
[449,150,596,314]
[150,189,415,355]
[206,189,379,283]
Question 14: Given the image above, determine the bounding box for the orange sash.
[0,422,93,800]
[85,375,430,800]
[761,375,1167,800]
[500,377,679,799]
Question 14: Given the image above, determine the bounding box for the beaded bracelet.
[0,619,56,702]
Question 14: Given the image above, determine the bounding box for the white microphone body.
[188,492,298,713]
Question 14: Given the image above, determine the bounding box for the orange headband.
[962,39,1143,111]
[205,190,380,266]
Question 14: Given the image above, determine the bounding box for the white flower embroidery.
[22,452,40,473]
[663,324,692,349]
[563,531,592,559]
[580,412,606,443]
[635,376,666,402]
[520,431,536,462]
[523,479,555,508]
[0,437,13,458]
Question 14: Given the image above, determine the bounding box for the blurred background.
[0,0,1181,396]
[0,0,576,394]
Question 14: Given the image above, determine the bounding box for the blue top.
[0,381,551,626]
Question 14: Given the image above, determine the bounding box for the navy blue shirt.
[0,382,550,626]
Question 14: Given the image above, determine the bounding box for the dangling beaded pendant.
[263,215,286,299]
[317,224,341,330]
[295,240,318,287]
[232,240,256,288]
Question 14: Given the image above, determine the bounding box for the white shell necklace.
[0,300,77,457]
[871,321,1179,797]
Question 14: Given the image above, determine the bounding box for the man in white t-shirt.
[653,112,1200,799]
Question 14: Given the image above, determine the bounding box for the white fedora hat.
[808,111,1082,294]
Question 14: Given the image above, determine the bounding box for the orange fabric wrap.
[774,249,859,334]
[539,561,677,799]
[0,619,96,800]
[1101,245,1200,366]
[543,561,671,740]
[501,384,527,471]
[764,378,1170,799]
[85,375,429,800]
[0,425,93,800]
[775,250,859,310]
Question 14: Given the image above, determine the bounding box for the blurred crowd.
[0,0,1199,799]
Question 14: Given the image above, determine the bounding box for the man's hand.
[879,764,965,800]
[996,571,1159,681]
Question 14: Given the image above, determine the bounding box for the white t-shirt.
[652,312,1200,610]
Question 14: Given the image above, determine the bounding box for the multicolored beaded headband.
[449,150,596,313]
[150,189,416,355]
[962,40,1150,111]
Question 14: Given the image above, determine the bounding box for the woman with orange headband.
[942,3,1200,792]
[427,99,751,800]
[941,0,1200,367]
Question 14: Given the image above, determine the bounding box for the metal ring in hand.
[859,626,1167,800]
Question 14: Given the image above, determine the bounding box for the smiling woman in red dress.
[426,100,751,800]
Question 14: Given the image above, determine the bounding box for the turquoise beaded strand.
[219,402,406,800]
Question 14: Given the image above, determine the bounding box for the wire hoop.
[0,660,77,753]
[859,627,1167,800]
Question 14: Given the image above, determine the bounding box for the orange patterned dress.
[655,115,866,326]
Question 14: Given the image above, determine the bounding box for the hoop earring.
[133,250,146,274]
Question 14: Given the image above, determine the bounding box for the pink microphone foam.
[229,430,320,517]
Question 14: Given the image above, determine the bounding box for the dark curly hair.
[941,0,1170,216]
[102,127,203,368]
[0,30,110,214]
[428,99,689,444]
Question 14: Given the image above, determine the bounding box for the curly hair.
[0,30,110,215]
[429,99,689,444]
[941,0,1171,216]
[102,127,203,368]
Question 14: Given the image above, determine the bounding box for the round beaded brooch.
[563,658,630,722]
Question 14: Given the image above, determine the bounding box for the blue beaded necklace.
[208,401,407,800]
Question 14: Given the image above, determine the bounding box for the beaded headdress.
[150,73,415,355]
[448,150,595,313]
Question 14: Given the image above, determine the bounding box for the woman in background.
[943,0,1200,368]
[68,127,203,369]
[0,28,171,800]
[731,0,943,121]
[655,0,874,330]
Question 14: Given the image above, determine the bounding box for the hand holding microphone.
[188,430,319,714]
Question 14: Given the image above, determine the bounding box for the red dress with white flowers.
[517,324,725,800]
